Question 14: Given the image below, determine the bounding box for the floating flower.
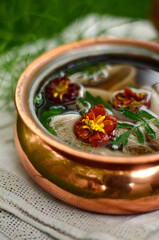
[74,104,117,147]
[45,76,80,104]
[113,88,151,113]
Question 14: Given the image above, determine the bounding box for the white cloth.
[0,14,159,240]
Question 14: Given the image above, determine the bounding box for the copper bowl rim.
[15,37,159,167]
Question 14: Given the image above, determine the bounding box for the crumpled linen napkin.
[0,14,159,240]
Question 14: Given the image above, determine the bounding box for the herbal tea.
[34,55,159,156]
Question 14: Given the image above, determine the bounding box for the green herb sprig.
[78,96,91,108]
[77,96,91,115]
[77,91,113,116]
[34,92,44,106]
[40,107,64,135]
[85,91,113,114]
[110,109,159,149]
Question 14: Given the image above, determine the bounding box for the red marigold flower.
[45,76,80,104]
[74,104,117,147]
[113,88,151,113]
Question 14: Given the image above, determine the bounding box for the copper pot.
[15,38,159,214]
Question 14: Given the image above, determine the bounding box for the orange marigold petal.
[89,132,110,147]
[103,120,115,132]
[86,112,95,121]
[79,129,91,139]
[89,132,101,144]
[124,88,133,98]
[105,115,117,128]
[123,98,132,105]
[114,99,122,106]
[92,104,106,118]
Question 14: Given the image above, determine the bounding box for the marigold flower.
[74,104,117,147]
[113,88,151,113]
[45,76,80,104]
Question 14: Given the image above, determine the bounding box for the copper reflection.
[131,167,159,178]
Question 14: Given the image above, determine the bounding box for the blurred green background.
[0,0,157,110]
[0,0,152,52]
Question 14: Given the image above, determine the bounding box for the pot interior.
[26,41,159,159]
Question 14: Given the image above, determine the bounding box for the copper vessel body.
[15,38,159,214]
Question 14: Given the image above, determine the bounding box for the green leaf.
[117,122,134,129]
[77,97,91,108]
[95,95,108,107]
[34,93,44,105]
[45,124,57,136]
[108,100,113,107]
[40,107,64,123]
[145,123,156,139]
[25,53,30,67]
[136,127,145,144]
[39,107,64,136]
[155,119,159,127]
[80,108,89,116]
[137,110,155,119]
[110,129,133,149]
[78,96,91,116]
[121,109,145,122]
[85,91,97,106]
[42,118,57,136]
[129,84,136,89]
[96,96,113,113]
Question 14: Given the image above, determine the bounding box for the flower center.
[82,115,105,133]
[53,79,70,100]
